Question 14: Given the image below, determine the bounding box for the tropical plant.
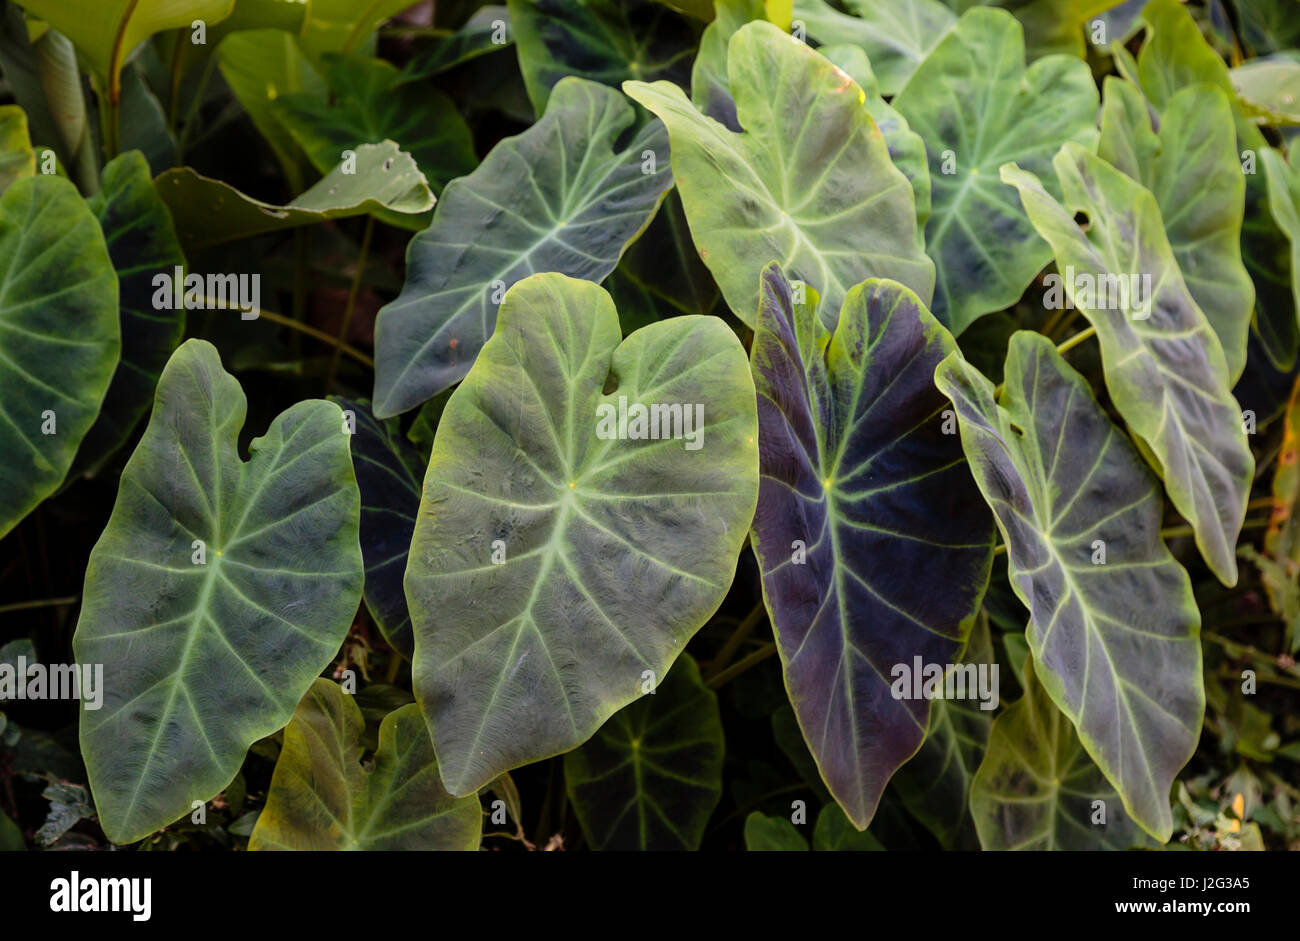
[0,0,1297,854]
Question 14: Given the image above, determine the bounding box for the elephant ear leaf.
[0,174,119,540]
[1098,79,1253,382]
[74,339,364,845]
[406,273,758,797]
[625,20,934,330]
[372,77,672,417]
[934,331,1203,842]
[891,7,1098,335]
[0,104,35,193]
[249,680,481,850]
[1001,144,1254,587]
[970,654,1157,850]
[74,150,187,476]
[564,654,724,850]
[748,264,994,829]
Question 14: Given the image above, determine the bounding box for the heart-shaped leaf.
[934,330,1203,841]
[276,53,476,192]
[1002,145,1254,587]
[970,654,1156,850]
[406,272,758,796]
[748,265,994,829]
[249,680,481,850]
[73,151,186,476]
[892,6,1098,334]
[792,0,956,96]
[0,175,119,540]
[564,654,723,850]
[1098,78,1254,382]
[625,21,934,330]
[508,0,697,116]
[332,397,424,658]
[372,77,671,416]
[156,140,434,252]
[74,339,363,845]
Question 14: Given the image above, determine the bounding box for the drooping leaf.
[0,104,35,192]
[74,339,364,845]
[12,0,235,101]
[691,0,792,130]
[792,0,956,96]
[625,21,934,330]
[1098,78,1253,382]
[891,616,994,848]
[934,330,1203,841]
[249,680,481,850]
[397,5,512,81]
[564,655,724,850]
[970,654,1156,850]
[372,77,671,416]
[743,811,808,850]
[118,63,175,175]
[0,175,118,540]
[331,397,424,659]
[813,802,884,850]
[1002,144,1254,587]
[817,44,930,245]
[892,6,1098,334]
[748,266,994,829]
[72,151,186,476]
[276,53,476,192]
[508,0,698,116]
[156,140,434,252]
[406,273,758,796]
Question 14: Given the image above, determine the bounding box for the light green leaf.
[0,175,118,540]
[155,140,433,251]
[276,53,476,192]
[935,331,1203,841]
[744,811,808,850]
[691,0,790,129]
[812,803,884,850]
[970,654,1157,849]
[74,339,363,845]
[299,0,413,65]
[625,21,933,329]
[892,6,1098,334]
[406,273,758,796]
[13,0,235,99]
[1261,146,1300,330]
[509,0,698,116]
[73,151,186,476]
[1098,79,1253,382]
[1231,56,1300,126]
[249,680,481,850]
[565,655,724,850]
[372,77,671,416]
[1001,145,1254,587]
[793,0,956,96]
[0,104,35,192]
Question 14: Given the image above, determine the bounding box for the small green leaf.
[744,811,808,850]
[812,803,884,850]
[565,655,723,850]
[0,104,35,192]
[249,680,481,850]
[406,273,758,796]
[74,339,363,845]
[156,140,433,251]
[970,654,1157,850]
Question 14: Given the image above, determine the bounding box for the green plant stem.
[0,596,78,615]
[199,298,375,367]
[705,642,777,689]
[1055,325,1096,357]
[326,216,375,393]
[704,601,766,680]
